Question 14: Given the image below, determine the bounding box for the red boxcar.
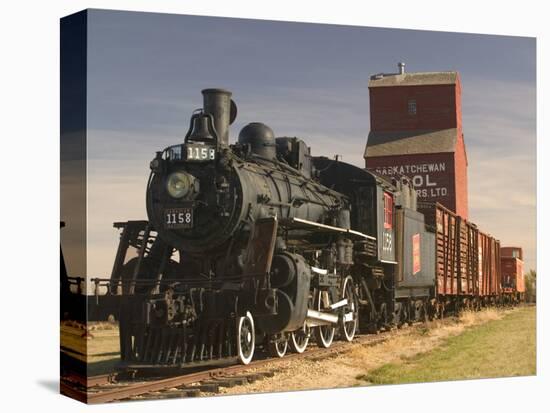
[501,247,525,301]
[501,246,523,260]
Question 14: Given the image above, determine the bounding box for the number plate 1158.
[186,144,215,161]
[164,208,193,229]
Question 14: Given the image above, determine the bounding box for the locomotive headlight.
[166,171,192,199]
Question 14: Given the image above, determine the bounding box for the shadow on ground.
[37,379,59,393]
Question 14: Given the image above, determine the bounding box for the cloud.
[459,79,537,270]
[87,160,149,277]
[462,78,536,152]
[81,73,536,277]
[467,152,536,270]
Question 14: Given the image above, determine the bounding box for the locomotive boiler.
[147,89,348,260]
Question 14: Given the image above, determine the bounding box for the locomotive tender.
[108,88,502,370]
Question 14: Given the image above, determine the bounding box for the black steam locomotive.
[109,89,445,369]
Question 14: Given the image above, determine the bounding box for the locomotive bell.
[238,122,277,160]
[187,113,216,142]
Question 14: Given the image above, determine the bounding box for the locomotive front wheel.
[267,334,288,358]
[314,289,336,348]
[237,311,255,365]
[339,276,358,342]
[289,323,310,354]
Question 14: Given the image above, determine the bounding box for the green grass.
[360,306,536,385]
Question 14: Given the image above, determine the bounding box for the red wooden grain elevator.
[364,63,469,219]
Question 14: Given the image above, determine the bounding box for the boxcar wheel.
[420,301,428,323]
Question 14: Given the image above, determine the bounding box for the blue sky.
[82,9,536,276]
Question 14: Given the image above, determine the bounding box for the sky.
[71,9,536,278]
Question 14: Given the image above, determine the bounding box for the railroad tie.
[184,383,220,393]
[145,389,201,399]
[243,373,262,383]
[206,376,248,387]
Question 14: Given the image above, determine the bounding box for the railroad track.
[61,330,392,403]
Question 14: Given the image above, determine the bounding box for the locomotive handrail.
[279,217,376,241]
[64,272,272,297]
[89,274,266,286]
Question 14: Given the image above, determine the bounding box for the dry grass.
[217,307,513,397]
[60,321,120,375]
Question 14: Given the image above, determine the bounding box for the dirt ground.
[216,308,507,397]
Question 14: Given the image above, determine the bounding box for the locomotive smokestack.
[202,88,233,146]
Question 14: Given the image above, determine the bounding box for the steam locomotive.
[106,89,506,370]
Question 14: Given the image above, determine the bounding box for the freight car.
[418,203,502,313]
[500,247,525,304]
[79,88,521,371]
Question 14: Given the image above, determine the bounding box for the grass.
[359,306,536,385]
[61,321,121,376]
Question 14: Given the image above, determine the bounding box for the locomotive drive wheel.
[267,334,288,358]
[339,276,358,342]
[314,289,336,348]
[289,323,310,353]
[237,311,255,365]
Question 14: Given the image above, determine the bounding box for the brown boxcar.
[419,202,501,301]
[478,232,501,297]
